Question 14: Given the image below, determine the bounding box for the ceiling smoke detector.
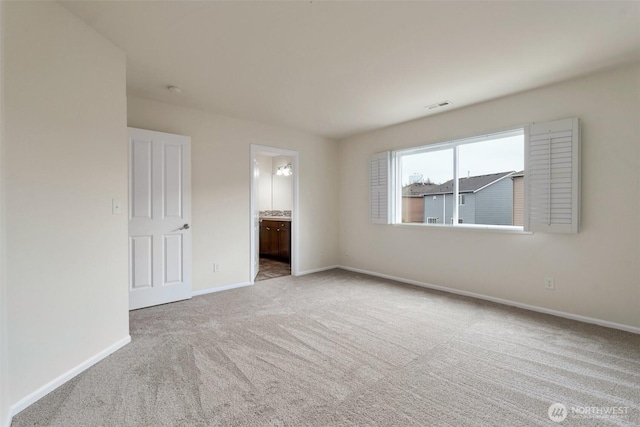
[167,85,182,94]
[426,100,451,110]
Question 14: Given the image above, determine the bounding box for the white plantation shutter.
[369,151,391,224]
[524,118,580,233]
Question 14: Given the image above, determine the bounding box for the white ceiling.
[61,1,640,140]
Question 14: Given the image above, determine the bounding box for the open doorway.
[250,145,298,283]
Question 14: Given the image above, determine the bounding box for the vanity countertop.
[260,216,292,222]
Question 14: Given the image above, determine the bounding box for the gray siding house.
[423,171,515,225]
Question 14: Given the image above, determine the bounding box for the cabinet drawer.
[260,220,290,230]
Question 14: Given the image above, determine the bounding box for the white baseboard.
[338,265,640,335]
[2,412,11,427]
[192,281,252,297]
[10,335,131,418]
[296,265,339,276]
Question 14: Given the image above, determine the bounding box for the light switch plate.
[112,198,122,214]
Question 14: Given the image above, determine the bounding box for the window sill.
[391,222,532,235]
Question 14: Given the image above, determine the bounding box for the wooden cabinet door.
[279,227,290,261]
[261,221,279,257]
[259,220,291,261]
[268,227,279,257]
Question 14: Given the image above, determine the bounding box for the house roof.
[421,171,516,196]
[402,182,439,196]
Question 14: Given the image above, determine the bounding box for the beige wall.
[338,63,640,329]
[4,0,129,407]
[127,96,339,288]
[0,0,8,423]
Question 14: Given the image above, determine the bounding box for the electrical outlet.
[214,263,220,273]
[544,277,555,290]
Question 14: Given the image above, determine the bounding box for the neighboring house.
[422,171,516,225]
[402,182,437,223]
[511,171,525,227]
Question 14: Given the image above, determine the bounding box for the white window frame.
[373,119,579,234]
[426,217,438,224]
[459,194,466,205]
[393,128,524,230]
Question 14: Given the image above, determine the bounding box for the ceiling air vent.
[426,101,451,110]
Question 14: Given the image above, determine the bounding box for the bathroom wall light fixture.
[276,163,293,176]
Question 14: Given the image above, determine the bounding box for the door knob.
[181,224,190,230]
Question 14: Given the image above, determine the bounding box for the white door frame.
[250,144,299,283]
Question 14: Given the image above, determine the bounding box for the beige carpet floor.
[11,269,640,426]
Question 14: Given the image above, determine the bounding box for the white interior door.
[128,127,192,310]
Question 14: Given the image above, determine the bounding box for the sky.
[400,135,524,186]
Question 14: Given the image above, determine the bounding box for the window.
[396,129,524,228]
[370,118,580,233]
